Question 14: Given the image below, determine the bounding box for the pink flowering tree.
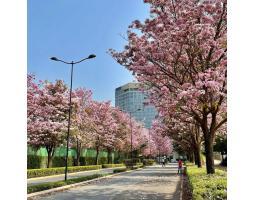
[87,101,118,165]
[110,0,226,174]
[130,119,144,150]
[111,108,131,161]
[27,74,40,119]
[124,116,150,159]
[27,74,42,152]
[163,115,203,167]
[70,88,93,166]
[141,129,156,158]
[27,78,69,168]
[149,120,173,157]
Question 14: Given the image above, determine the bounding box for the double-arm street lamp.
[50,54,96,181]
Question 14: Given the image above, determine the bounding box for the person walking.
[177,159,183,174]
[162,157,165,167]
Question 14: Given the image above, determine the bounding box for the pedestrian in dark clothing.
[178,159,183,174]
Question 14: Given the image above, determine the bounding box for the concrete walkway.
[32,163,181,200]
[28,167,125,186]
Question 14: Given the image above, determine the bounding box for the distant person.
[178,159,183,174]
[162,157,166,167]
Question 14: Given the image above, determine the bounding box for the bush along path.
[28,165,103,178]
[185,164,227,200]
[28,164,125,179]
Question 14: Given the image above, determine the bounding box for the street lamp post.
[50,54,96,181]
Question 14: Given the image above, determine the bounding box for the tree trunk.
[117,151,120,163]
[189,152,194,163]
[200,115,216,174]
[194,150,198,165]
[75,148,81,166]
[46,146,54,168]
[107,149,112,164]
[95,147,99,165]
[204,134,215,174]
[75,140,81,166]
[186,153,190,162]
[195,144,202,168]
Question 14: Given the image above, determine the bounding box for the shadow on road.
[32,164,181,200]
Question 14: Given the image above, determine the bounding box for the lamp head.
[50,57,59,61]
[87,54,96,59]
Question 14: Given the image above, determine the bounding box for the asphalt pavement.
[31,163,181,200]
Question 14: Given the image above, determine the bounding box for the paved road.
[28,168,124,186]
[32,163,181,200]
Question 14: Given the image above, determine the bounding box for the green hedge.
[102,164,125,168]
[52,157,74,167]
[113,168,127,173]
[79,157,86,165]
[135,162,144,167]
[98,157,108,164]
[124,159,143,167]
[27,174,105,194]
[79,156,108,165]
[28,165,102,178]
[27,155,47,169]
[131,164,144,170]
[27,155,74,169]
[187,165,227,200]
[142,159,155,166]
[27,155,111,169]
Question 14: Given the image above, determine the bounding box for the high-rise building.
[115,82,157,128]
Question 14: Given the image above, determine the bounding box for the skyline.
[28,0,150,105]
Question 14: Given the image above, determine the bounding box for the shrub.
[84,157,95,165]
[135,162,144,167]
[130,166,139,170]
[113,168,127,173]
[142,159,155,166]
[27,155,75,169]
[98,157,108,164]
[124,159,143,167]
[123,159,132,166]
[114,153,126,164]
[187,166,227,200]
[130,164,143,170]
[102,164,125,168]
[27,155,45,169]
[79,157,86,166]
[27,174,105,194]
[27,165,102,178]
[52,156,74,167]
[131,158,141,163]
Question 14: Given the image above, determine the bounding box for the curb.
[27,167,144,199]
[28,166,125,181]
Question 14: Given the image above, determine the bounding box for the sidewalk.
[27,167,125,186]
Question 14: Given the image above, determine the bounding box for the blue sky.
[28,0,150,105]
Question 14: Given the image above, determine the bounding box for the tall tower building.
[115,82,157,128]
